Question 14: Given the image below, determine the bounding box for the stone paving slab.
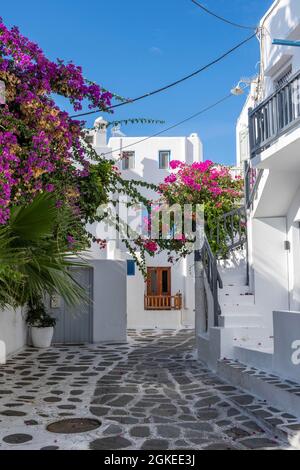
[218,358,300,447]
[0,330,297,450]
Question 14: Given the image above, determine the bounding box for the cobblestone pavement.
[0,330,297,450]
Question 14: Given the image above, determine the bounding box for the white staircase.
[217,251,262,330]
[216,249,274,371]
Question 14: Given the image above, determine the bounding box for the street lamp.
[231,80,251,96]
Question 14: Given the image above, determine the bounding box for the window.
[159,150,171,169]
[122,151,135,170]
[127,260,136,276]
[85,134,94,145]
[275,65,292,90]
[146,267,171,296]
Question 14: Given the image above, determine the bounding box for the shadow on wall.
[186,139,195,166]
[124,156,170,201]
[265,1,300,79]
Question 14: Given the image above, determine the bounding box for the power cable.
[190,0,257,31]
[71,34,255,119]
[99,93,233,157]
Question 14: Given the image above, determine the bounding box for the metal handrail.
[201,236,223,327]
[244,160,264,208]
[250,68,300,114]
[249,69,300,157]
[203,203,249,326]
[210,206,247,256]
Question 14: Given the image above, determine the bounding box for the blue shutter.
[127,260,136,276]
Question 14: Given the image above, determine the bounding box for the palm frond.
[9,193,57,241]
[0,195,89,308]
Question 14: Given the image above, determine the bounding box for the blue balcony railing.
[249,69,300,158]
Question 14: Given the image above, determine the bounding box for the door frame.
[147,267,171,297]
[51,266,94,344]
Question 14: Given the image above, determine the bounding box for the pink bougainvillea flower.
[0,17,113,224]
[144,240,158,253]
[169,160,182,170]
[164,174,177,184]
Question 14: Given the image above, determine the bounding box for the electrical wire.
[70,33,256,119]
[99,93,233,157]
[190,0,257,31]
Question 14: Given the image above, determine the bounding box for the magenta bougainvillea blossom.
[158,160,244,256]
[0,18,112,224]
[160,160,243,202]
[143,240,158,253]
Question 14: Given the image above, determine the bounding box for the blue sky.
[1,0,273,165]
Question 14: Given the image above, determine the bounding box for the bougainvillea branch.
[0,18,244,279]
[146,160,244,260]
[0,17,113,223]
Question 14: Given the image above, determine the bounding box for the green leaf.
[9,193,57,241]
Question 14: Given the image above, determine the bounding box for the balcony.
[249,70,300,158]
[144,294,182,311]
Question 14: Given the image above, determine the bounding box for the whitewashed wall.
[236,0,300,340]
[273,310,300,382]
[261,0,300,97]
[236,90,257,168]
[0,308,27,363]
[252,217,289,331]
[286,187,300,312]
[127,252,195,330]
[108,134,202,199]
[89,124,203,330]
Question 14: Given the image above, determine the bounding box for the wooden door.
[147,267,171,296]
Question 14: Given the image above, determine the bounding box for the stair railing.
[200,236,223,327]
[210,206,247,257]
[244,160,264,209]
[203,204,249,326]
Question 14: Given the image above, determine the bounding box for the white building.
[0,119,202,361]
[198,0,300,417]
[90,120,203,330]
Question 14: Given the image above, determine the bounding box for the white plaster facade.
[90,121,203,329]
[198,0,300,386]
[0,308,26,364]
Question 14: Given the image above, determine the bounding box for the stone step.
[221,303,257,312]
[219,295,255,308]
[218,251,246,268]
[218,313,262,328]
[234,345,274,371]
[220,285,254,296]
[220,275,248,287]
[217,358,300,447]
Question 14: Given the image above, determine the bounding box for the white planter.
[31,327,54,349]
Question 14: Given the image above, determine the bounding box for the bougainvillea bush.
[0,19,156,253]
[0,17,244,298]
[146,160,244,259]
[0,18,167,304]
[0,19,115,224]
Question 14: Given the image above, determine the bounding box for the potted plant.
[26,296,56,349]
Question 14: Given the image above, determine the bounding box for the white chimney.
[94,116,108,147]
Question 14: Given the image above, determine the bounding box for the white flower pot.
[31,327,54,349]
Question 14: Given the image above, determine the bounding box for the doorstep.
[217,358,300,447]
[234,344,274,371]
